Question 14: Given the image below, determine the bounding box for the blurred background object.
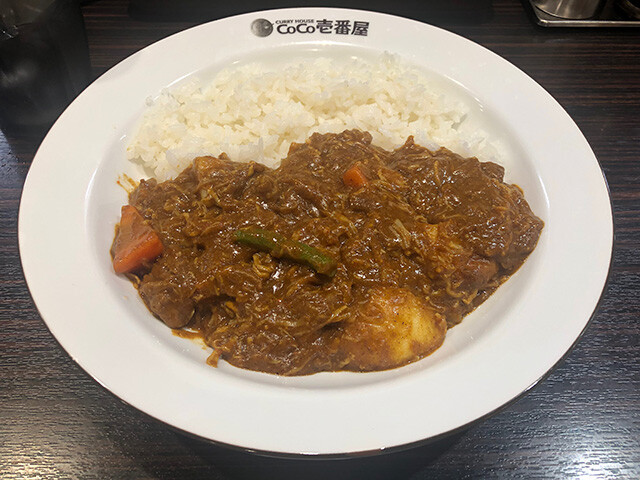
[532,0,604,18]
[0,0,91,129]
[526,0,640,25]
[618,0,640,18]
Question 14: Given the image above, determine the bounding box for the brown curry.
[112,130,543,375]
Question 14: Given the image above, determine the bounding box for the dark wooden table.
[2,0,639,478]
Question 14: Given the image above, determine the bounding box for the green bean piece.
[233,228,337,276]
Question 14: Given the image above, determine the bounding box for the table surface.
[2,0,639,478]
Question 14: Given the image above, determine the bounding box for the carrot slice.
[112,205,163,274]
[342,164,368,188]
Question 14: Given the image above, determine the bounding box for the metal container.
[532,0,604,18]
[618,0,640,19]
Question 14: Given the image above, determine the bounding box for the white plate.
[19,8,613,456]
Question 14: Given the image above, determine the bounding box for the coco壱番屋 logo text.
[250,18,370,37]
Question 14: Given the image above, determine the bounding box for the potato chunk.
[340,288,446,371]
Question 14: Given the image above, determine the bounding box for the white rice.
[126,53,500,180]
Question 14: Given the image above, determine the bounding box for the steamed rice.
[127,54,499,180]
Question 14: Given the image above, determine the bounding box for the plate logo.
[250,18,370,37]
[251,19,274,37]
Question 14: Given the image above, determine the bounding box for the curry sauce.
[113,130,543,375]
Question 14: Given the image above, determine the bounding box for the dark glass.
[0,0,91,129]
